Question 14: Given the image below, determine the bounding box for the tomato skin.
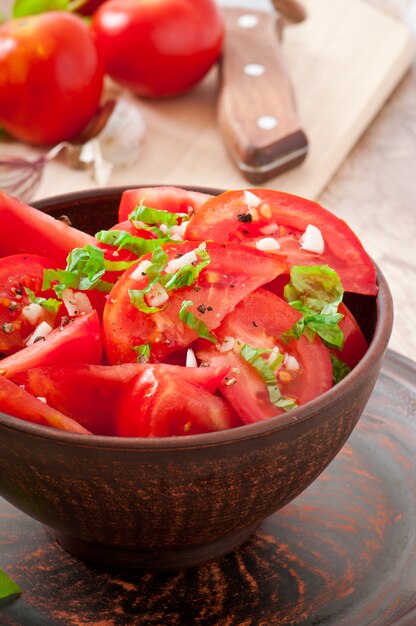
[19,362,230,435]
[334,302,368,368]
[118,187,212,223]
[0,12,104,145]
[103,241,287,364]
[92,0,224,97]
[117,367,240,437]
[186,189,377,296]
[0,254,61,354]
[0,310,102,380]
[197,289,333,424]
[0,374,90,434]
[0,192,95,266]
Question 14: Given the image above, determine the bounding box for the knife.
[218,1,308,183]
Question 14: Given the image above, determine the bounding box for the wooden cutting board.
[27,0,413,200]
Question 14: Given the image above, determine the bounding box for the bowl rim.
[0,186,394,450]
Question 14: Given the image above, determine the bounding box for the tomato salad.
[0,187,376,437]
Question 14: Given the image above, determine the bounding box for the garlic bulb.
[77,95,146,185]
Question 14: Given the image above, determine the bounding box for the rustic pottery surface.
[0,351,415,625]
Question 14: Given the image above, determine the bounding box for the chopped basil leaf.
[24,287,62,313]
[283,265,345,349]
[240,344,297,411]
[0,569,22,603]
[128,204,188,227]
[132,343,151,363]
[128,289,164,314]
[43,245,113,295]
[163,243,210,290]
[96,229,173,257]
[13,0,68,19]
[129,244,211,313]
[179,300,217,343]
[129,247,169,313]
[330,353,351,383]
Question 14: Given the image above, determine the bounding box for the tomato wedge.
[20,362,230,435]
[0,254,62,354]
[334,302,368,368]
[0,192,95,266]
[0,374,90,434]
[117,367,240,437]
[186,189,377,295]
[1,310,102,380]
[118,186,212,222]
[197,288,333,424]
[103,241,287,364]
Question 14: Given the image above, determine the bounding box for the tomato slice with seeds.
[197,288,333,424]
[102,241,287,364]
[0,254,62,355]
[117,367,240,437]
[118,186,212,223]
[1,310,102,380]
[186,189,377,295]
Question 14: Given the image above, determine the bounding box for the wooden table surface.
[0,0,415,362]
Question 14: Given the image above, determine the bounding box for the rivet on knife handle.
[218,8,308,184]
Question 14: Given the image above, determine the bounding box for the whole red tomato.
[0,12,104,145]
[92,0,224,97]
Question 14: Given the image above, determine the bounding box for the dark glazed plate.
[1,350,415,626]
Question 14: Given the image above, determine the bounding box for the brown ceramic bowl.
[0,187,393,569]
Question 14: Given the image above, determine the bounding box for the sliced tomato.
[103,241,287,364]
[333,302,368,368]
[0,374,90,434]
[0,254,63,354]
[118,186,212,223]
[19,362,230,435]
[0,310,102,380]
[197,288,333,424]
[117,367,240,437]
[0,192,95,266]
[186,189,377,295]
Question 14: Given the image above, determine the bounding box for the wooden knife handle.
[218,8,308,183]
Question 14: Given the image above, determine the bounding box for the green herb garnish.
[283,265,345,350]
[24,287,62,313]
[330,353,351,383]
[179,300,217,343]
[129,243,210,312]
[0,569,21,605]
[128,204,188,227]
[132,343,151,363]
[240,344,297,411]
[43,245,114,295]
[96,229,173,257]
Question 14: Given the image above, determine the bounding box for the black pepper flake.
[252,321,258,327]
[33,336,46,343]
[237,213,252,223]
[58,215,72,226]
[8,303,19,312]
[242,229,249,235]
[175,253,183,259]
[193,286,201,292]
[60,316,70,328]
[197,304,206,314]
[207,305,213,312]
[230,284,235,289]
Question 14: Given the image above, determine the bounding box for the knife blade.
[217,4,308,183]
